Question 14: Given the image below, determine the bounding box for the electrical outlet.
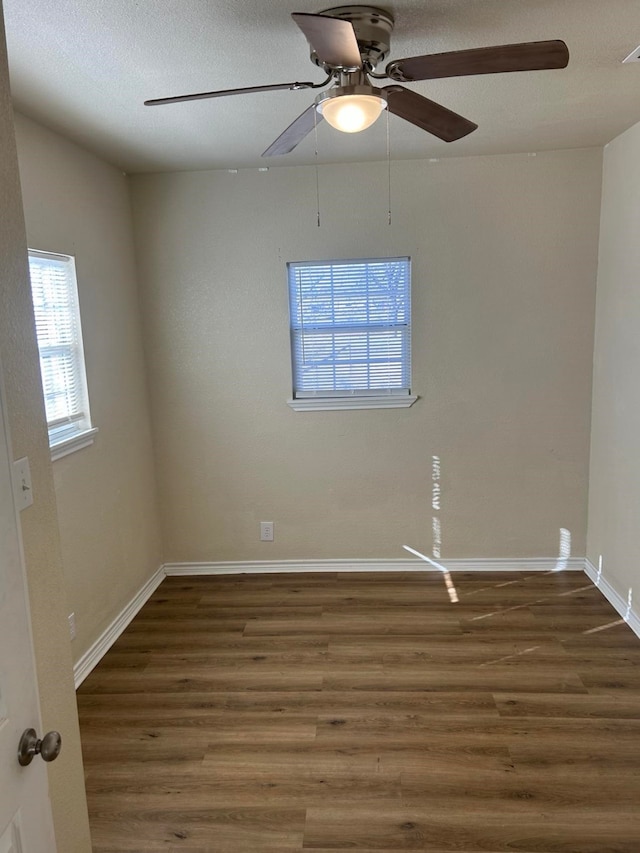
[68,612,76,640]
[260,522,274,542]
[12,456,33,511]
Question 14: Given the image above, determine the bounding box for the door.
[0,362,56,849]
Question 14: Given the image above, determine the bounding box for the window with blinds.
[28,250,93,449]
[287,257,414,410]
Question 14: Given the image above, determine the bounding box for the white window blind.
[28,250,93,449]
[288,257,411,401]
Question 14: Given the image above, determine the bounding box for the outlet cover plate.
[12,457,33,511]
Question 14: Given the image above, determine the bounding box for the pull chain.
[386,105,391,226]
[313,108,321,227]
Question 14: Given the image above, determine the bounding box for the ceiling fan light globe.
[316,86,388,133]
[321,94,386,132]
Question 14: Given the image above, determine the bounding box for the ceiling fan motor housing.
[311,5,394,70]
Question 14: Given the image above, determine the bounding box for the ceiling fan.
[144,5,569,157]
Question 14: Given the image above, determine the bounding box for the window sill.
[50,427,99,461]
[287,395,418,412]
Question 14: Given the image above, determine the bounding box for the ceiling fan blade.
[387,40,569,82]
[145,81,316,106]
[384,85,477,142]
[262,103,324,157]
[292,12,362,69]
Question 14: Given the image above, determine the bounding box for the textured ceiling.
[4,0,640,173]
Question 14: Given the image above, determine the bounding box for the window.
[287,257,416,411]
[27,250,96,459]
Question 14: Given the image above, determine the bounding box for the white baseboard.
[73,556,588,688]
[163,557,585,575]
[73,565,165,688]
[584,559,640,639]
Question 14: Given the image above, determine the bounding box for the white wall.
[131,148,602,563]
[14,113,162,661]
[0,6,91,850]
[587,120,640,618]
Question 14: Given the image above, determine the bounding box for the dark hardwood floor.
[76,570,640,852]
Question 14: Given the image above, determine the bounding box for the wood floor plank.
[110,632,329,652]
[313,712,640,749]
[81,669,324,693]
[77,688,500,715]
[243,613,465,636]
[88,807,305,851]
[77,571,640,852]
[494,691,640,718]
[323,667,587,694]
[303,806,640,851]
[140,649,336,671]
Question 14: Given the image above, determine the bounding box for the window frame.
[286,256,417,411]
[27,249,97,460]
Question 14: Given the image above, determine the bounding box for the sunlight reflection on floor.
[583,618,625,635]
[402,545,459,604]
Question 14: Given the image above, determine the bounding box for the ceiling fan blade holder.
[292,7,394,71]
[292,12,362,69]
[386,40,569,82]
[144,81,316,106]
[384,85,477,142]
[262,103,324,157]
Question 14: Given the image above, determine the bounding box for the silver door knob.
[18,728,62,766]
